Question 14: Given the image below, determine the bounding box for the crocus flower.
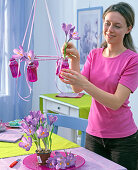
[65,158,72,168]
[61,23,80,61]
[24,114,33,124]
[56,157,66,170]
[46,157,57,168]
[62,23,72,37]
[27,50,39,68]
[48,115,58,126]
[12,45,27,61]
[25,111,45,126]
[19,137,32,151]
[66,153,76,167]
[21,123,36,136]
[19,110,58,154]
[46,151,76,169]
[36,126,49,138]
[54,151,64,159]
[69,31,80,40]
[30,110,45,123]
[27,50,34,60]
[24,115,39,127]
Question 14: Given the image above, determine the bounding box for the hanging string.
[44,0,62,58]
[22,0,36,47]
[27,0,37,52]
[43,0,65,93]
[16,60,30,101]
[16,0,36,101]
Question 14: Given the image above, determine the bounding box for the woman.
[60,2,138,170]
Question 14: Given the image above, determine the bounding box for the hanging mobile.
[9,0,80,101]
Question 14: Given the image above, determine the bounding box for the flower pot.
[35,150,51,166]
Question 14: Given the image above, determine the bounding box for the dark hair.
[101,2,136,52]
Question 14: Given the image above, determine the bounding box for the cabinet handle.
[57,106,60,110]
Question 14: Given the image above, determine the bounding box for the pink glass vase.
[9,58,21,78]
[27,63,38,82]
[56,58,69,79]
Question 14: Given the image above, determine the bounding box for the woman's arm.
[62,42,83,92]
[60,69,131,110]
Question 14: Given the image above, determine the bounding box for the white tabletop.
[0,147,127,170]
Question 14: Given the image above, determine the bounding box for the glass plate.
[23,151,85,170]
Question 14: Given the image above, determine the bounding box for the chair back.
[47,113,88,147]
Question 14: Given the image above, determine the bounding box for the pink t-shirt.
[81,48,138,138]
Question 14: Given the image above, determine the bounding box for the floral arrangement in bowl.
[46,151,76,169]
[19,110,58,165]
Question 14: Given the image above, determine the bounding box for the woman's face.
[103,11,131,46]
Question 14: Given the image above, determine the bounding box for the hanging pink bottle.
[9,58,21,78]
[27,63,38,82]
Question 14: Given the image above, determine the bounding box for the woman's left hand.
[60,69,88,88]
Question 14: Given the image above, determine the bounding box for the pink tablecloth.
[0,147,127,170]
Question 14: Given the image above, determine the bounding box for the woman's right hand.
[62,42,80,62]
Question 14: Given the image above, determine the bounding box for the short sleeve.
[119,56,138,92]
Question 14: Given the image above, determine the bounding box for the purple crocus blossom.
[36,126,49,138]
[24,115,39,127]
[47,151,76,169]
[56,157,66,169]
[69,31,80,40]
[19,137,32,151]
[25,111,45,126]
[27,50,34,61]
[30,110,40,119]
[27,50,39,68]
[69,26,75,35]
[30,110,45,123]
[46,157,57,168]
[21,123,36,136]
[61,23,80,62]
[12,45,27,62]
[62,23,80,42]
[48,115,58,126]
[62,23,72,36]
[54,151,64,159]
[24,114,33,124]
[66,153,76,167]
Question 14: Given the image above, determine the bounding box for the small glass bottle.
[9,58,21,78]
[59,58,69,79]
[61,58,69,69]
[27,63,38,82]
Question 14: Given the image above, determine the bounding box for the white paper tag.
[37,156,42,163]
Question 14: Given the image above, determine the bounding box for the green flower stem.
[37,138,42,151]
[31,134,38,150]
[42,138,47,151]
[64,42,68,59]
[49,126,54,151]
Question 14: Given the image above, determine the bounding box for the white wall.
[33,0,138,125]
